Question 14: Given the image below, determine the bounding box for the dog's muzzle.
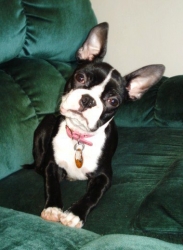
[79,94,96,112]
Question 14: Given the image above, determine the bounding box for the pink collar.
[66,125,93,146]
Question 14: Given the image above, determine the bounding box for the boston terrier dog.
[29,23,165,228]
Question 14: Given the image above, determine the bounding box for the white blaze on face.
[91,69,114,96]
[60,69,114,132]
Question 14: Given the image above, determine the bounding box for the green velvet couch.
[0,0,183,249]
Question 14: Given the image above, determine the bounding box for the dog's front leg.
[41,161,64,223]
[60,173,111,228]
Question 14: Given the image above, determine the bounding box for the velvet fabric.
[81,235,183,250]
[115,77,167,127]
[0,206,99,249]
[0,0,26,63]
[0,58,75,179]
[1,206,183,249]
[134,159,183,235]
[115,76,183,128]
[1,127,183,244]
[155,76,183,127]
[0,0,97,64]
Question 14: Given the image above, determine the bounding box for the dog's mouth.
[69,109,82,116]
[68,109,88,122]
[60,107,90,129]
[61,107,83,117]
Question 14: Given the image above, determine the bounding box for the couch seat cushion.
[0,127,183,244]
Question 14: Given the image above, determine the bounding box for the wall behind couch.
[90,0,183,77]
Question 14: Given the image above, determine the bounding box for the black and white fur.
[28,23,165,228]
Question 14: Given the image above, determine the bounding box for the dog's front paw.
[41,207,63,222]
[60,211,83,228]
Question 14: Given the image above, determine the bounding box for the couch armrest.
[155,75,183,127]
[115,76,183,128]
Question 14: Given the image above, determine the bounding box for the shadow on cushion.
[133,158,183,241]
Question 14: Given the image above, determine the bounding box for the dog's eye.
[75,73,85,84]
[108,97,119,107]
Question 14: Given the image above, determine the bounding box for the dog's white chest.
[52,121,106,180]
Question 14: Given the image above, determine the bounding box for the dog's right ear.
[76,22,108,63]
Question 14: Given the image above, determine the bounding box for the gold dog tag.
[74,143,85,168]
[75,149,83,168]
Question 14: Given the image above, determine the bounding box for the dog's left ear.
[125,64,165,100]
[76,22,108,62]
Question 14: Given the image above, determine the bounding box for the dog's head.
[60,23,165,133]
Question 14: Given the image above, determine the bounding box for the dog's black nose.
[79,94,96,111]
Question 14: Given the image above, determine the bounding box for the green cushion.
[115,77,168,127]
[133,159,183,234]
[0,57,74,179]
[0,206,99,249]
[81,235,183,250]
[1,206,182,249]
[0,0,26,63]
[155,76,183,127]
[0,0,97,64]
[1,127,183,244]
[115,76,183,128]
[85,127,183,243]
